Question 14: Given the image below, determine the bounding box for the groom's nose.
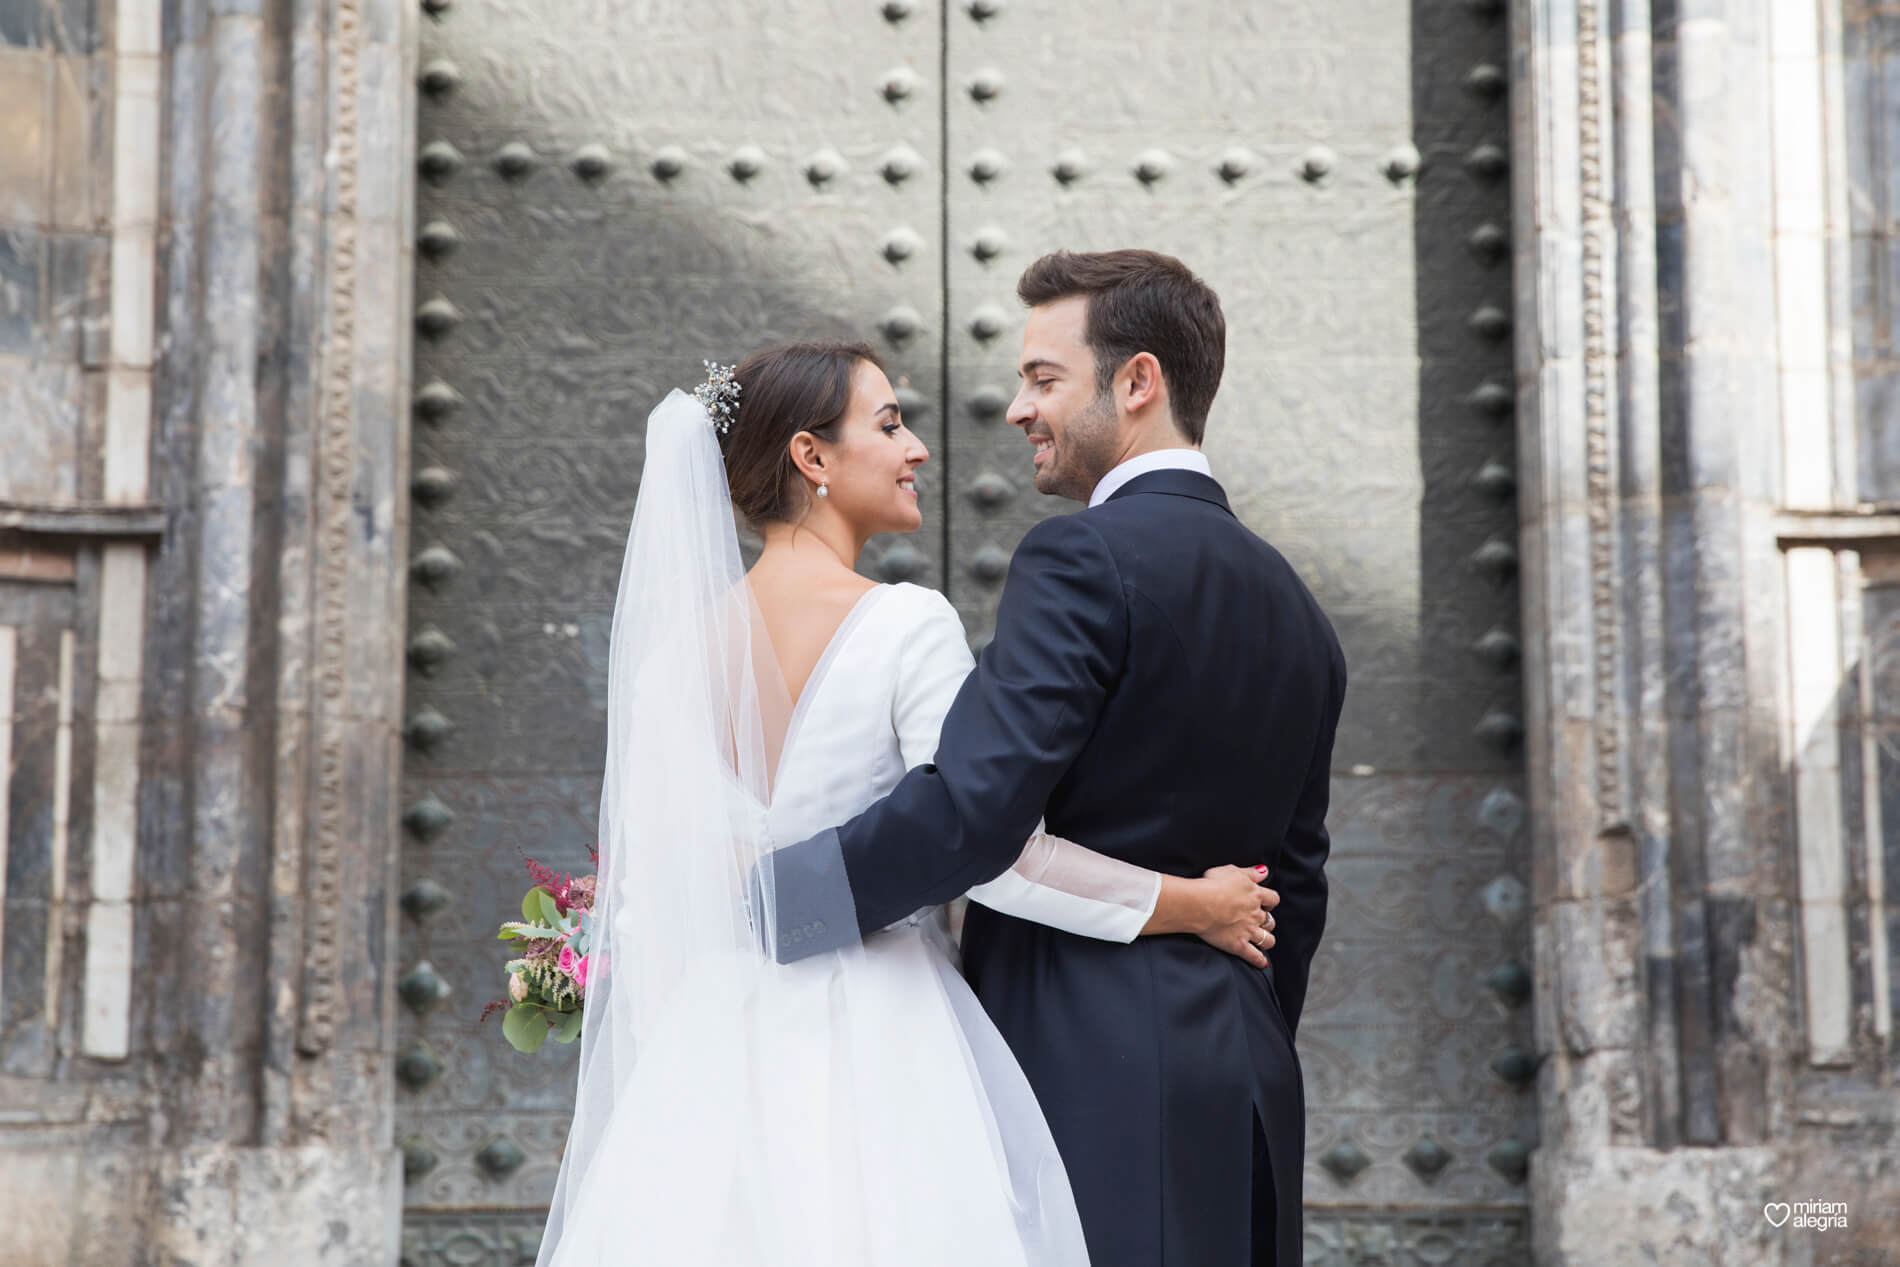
[1005,385,1034,429]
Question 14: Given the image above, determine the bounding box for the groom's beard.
[1039,388,1121,503]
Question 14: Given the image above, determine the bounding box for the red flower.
[523,852,597,916]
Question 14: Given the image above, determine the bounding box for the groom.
[767,249,1346,1265]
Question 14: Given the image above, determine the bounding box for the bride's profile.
[534,342,1276,1267]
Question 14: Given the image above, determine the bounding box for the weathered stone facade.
[1514,1,1899,1261]
[1,0,413,1261]
[0,1,1891,1264]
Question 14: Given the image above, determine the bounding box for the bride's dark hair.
[719,340,884,525]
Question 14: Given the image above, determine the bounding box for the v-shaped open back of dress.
[541,581,1091,1267]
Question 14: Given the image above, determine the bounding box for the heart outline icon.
[1764,1203,1791,1228]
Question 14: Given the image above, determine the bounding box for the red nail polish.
[1254,865,1267,874]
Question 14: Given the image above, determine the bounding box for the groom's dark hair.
[1016,250,1225,444]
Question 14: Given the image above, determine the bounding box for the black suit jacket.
[770,469,1346,1265]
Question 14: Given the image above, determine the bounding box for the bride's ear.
[787,431,826,485]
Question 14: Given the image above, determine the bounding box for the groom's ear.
[1120,351,1166,416]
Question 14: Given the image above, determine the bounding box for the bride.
[535,342,1278,1267]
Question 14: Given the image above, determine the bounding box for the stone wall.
[0,0,414,1262]
[1512,1,1897,1262]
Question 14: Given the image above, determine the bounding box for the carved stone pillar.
[136,0,415,1260]
[1513,0,1779,1258]
[1510,0,1890,1261]
[0,0,412,1260]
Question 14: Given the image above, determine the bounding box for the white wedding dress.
[539,581,1162,1267]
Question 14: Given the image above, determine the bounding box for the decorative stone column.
[1512,0,1793,1261]
[1513,0,1897,1261]
[0,0,414,1261]
[135,0,416,1260]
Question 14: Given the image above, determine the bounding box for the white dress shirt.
[1088,448,1214,508]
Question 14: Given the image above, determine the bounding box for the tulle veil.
[533,386,1093,1267]
[534,387,796,1264]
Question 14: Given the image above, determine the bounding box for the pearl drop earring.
[815,480,829,498]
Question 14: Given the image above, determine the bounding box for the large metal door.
[397,2,1531,1263]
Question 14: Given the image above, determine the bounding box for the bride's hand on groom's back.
[1194,865,1279,967]
[1145,865,1279,967]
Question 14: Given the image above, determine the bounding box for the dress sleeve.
[892,590,1160,944]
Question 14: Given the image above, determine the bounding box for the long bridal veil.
[535,388,800,1265]
[534,387,1088,1267]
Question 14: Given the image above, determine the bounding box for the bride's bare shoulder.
[747,560,877,615]
[746,562,888,688]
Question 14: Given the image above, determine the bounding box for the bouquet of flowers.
[484,851,598,1054]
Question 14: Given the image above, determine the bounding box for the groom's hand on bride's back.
[1144,865,1280,968]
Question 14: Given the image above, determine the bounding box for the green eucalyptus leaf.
[535,889,563,928]
[502,1003,549,1054]
[522,886,554,923]
[551,1009,584,1044]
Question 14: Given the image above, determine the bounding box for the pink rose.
[558,945,580,979]
[571,954,589,991]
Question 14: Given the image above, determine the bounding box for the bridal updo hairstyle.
[718,340,885,526]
